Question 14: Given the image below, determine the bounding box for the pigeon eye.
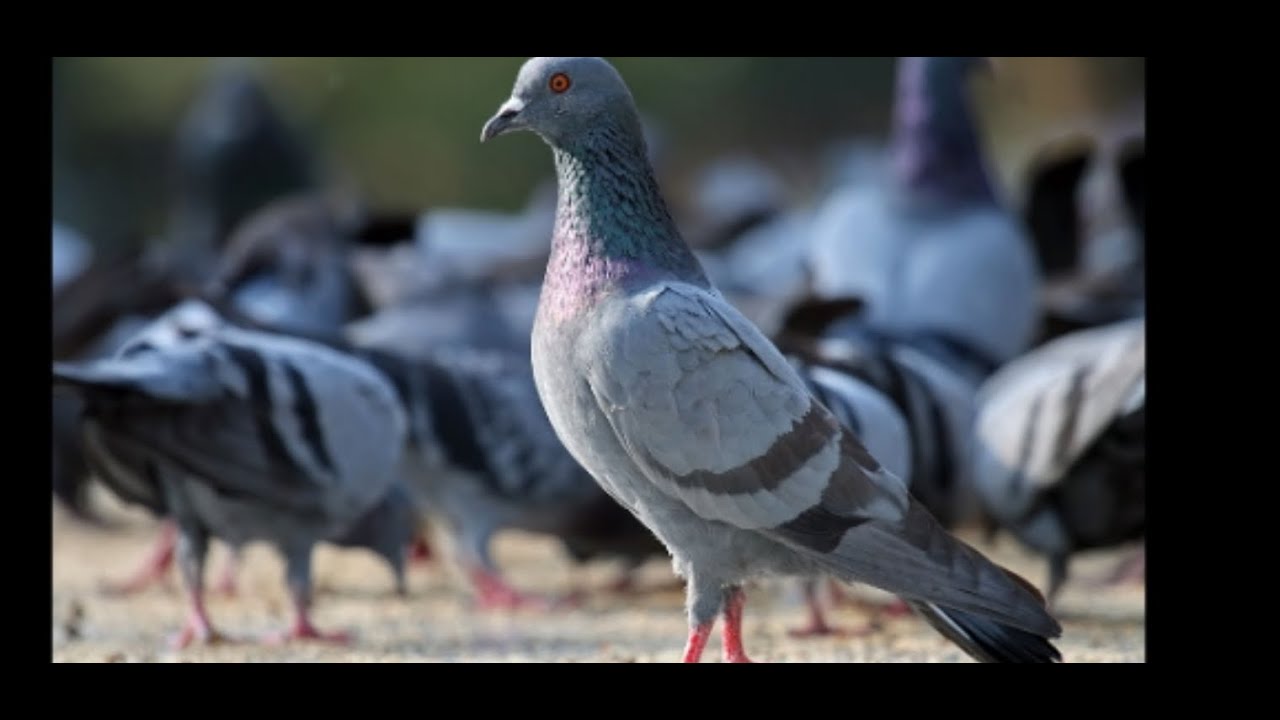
[549,73,571,94]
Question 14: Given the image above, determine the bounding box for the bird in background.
[482,56,1061,663]
[969,317,1144,603]
[52,300,414,648]
[806,56,1042,383]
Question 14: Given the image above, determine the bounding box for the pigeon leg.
[214,545,241,598]
[788,579,875,638]
[682,623,714,663]
[409,534,434,566]
[462,532,583,611]
[827,579,910,620]
[100,519,177,596]
[1047,554,1070,608]
[682,573,722,663]
[721,586,754,663]
[168,526,229,650]
[263,546,351,645]
[1102,547,1145,587]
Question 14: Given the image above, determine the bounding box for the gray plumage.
[970,317,1145,601]
[483,56,1060,662]
[52,300,412,643]
[357,345,664,603]
[205,192,371,338]
[806,57,1041,370]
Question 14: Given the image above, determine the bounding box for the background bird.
[52,300,414,648]
[806,56,1042,377]
[483,56,1062,663]
[969,317,1145,602]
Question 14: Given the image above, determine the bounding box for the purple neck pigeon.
[806,57,1041,377]
[482,56,1061,663]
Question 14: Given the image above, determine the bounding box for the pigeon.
[807,57,1042,375]
[204,191,373,338]
[482,56,1061,663]
[356,345,666,609]
[52,300,413,648]
[969,317,1144,602]
[164,58,318,281]
[785,350,913,635]
[1020,101,1145,344]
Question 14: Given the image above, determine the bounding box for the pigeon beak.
[481,98,526,143]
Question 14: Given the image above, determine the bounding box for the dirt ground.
[52,493,1145,663]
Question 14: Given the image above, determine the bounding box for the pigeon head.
[481,57,643,150]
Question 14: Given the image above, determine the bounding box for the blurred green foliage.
[53,57,1142,251]
[53,57,897,247]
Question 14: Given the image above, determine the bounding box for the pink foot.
[262,621,352,646]
[100,522,178,597]
[167,613,232,650]
[470,569,584,611]
[409,536,434,566]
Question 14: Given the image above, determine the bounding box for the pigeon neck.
[888,57,997,207]
[541,123,707,323]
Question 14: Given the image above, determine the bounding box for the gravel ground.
[52,495,1145,663]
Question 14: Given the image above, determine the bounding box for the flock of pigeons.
[51,56,1145,663]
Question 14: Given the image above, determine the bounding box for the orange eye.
[549,72,571,94]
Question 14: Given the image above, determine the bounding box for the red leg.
[828,580,910,621]
[409,535,433,566]
[168,591,232,650]
[789,581,874,638]
[682,622,714,663]
[468,567,584,611]
[101,520,177,596]
[262,592,352,646]
[214,551,239,598]
[721,587,754,663]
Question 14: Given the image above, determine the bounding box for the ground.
[52,495,1145,663]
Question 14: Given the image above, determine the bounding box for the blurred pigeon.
[1021,104,1145,343]
[344,279,539,358]
[807,57,1041,374]
[358,346,666,609]
[52,300,412,648]
[970,317,1144,602]
[164,58,318,281]
[204,191,372,337]
[483,56,1061,662]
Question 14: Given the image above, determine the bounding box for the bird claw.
[261,624,353,646]
[167,621,233,651]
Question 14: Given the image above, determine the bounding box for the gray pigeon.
[164,58,318,281]
[52,300,413,648]
[356,345,665,608]
[482,56,1061,663]
[807,57,1041,375]
[205,191,372,338]
[969,317,1145,602]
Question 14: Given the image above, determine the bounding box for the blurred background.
[53,57,1143,253]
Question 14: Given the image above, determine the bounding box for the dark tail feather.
[910,601,1062,663]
